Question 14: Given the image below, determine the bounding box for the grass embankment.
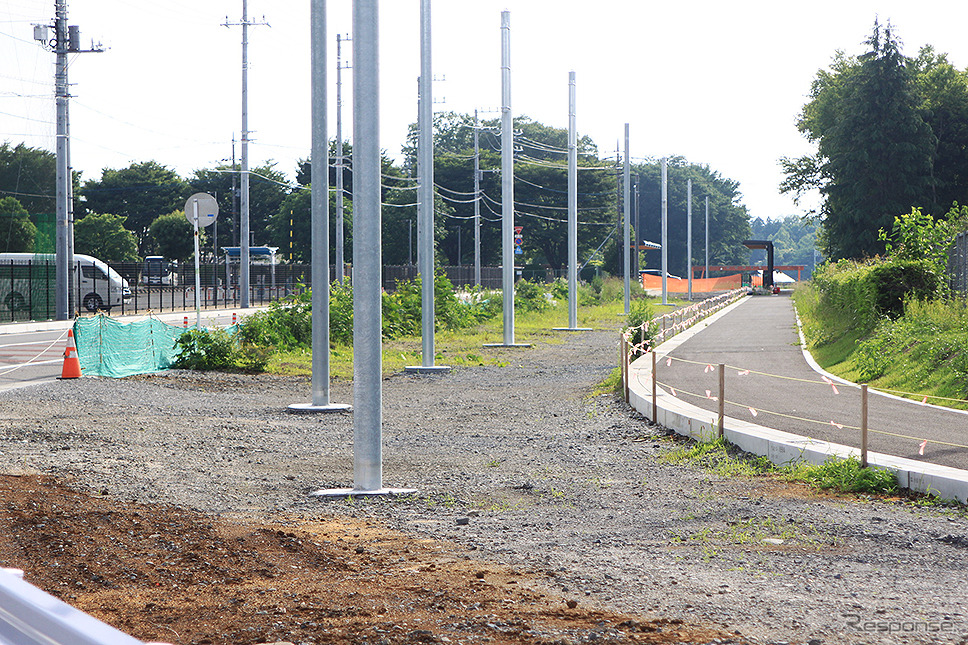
[793,282,968,409]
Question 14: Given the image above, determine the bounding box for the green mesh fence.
[74,314,183,377]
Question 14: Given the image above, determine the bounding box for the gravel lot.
[1,325,967,644]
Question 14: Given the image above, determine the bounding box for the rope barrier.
[636,354,968,454]
[0,328,69,377]
[621,290,968,457]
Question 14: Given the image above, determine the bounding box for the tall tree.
[636,158,752,276]
[782,22,936,259]
[910,46,968,212]
[147,212,200,262]
[73,212,140,264]
[267,186,352,264]
[81,161,189,248]
[0,196,36,253]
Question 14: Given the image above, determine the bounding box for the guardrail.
[0,567,167,645]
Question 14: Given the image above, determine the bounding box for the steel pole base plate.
[310,487,418,498]
[287,402,353,414]
[552,327,593,332]
[482,342,532,348]
[403,365,452,374]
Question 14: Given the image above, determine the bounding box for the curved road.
[650,294,968,471]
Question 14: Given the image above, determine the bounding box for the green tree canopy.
[267,186,353,264]
[782,21,941,260]
[190,162,290,250]
[73,212,140,264]
[81,161,189,248]
[0,196,36,253]
[636,158,752,276]
[148,212,201,262]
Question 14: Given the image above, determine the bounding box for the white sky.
[3,1,968,221]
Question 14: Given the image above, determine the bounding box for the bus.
[141,256,178,286]
[0,253,131,315]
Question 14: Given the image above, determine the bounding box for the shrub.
[867,260,942,319]
[514,279,549,312]
[172,328,237,370]
[625,298,657,356]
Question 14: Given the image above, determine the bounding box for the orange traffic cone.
[60,328,82,379]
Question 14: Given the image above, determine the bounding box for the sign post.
[185,193,219,328]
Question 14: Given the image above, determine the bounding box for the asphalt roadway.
[648,293,968,472]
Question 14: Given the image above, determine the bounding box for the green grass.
[794,283,968,408]
[782,456,898,495]
[658,434,914,498]
[659,437,775,479]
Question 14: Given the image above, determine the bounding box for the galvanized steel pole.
[568,73,578,328]
[290,0,350,415]
[661,157,668,305]
[352,0,383,491]
[473,109,481,287]
[500,10,515,344]
[419,2,432,360]
[687,179,693,300]
[623,123,631,315]
[335,33,347,284]
[239,0,251,308]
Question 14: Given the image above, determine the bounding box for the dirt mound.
[0,474,731,645]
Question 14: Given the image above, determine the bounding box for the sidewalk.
[0,307,261,335]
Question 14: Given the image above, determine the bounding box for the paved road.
[0,309,252,391]
[652,294,968,471]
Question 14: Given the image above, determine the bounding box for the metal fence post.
[651,349,657,422]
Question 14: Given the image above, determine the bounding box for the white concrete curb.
[629,297,968,504]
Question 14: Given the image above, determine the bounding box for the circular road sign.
[184,193,219,228]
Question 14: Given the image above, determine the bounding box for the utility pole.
[661,157,668,305]
[705,195,710,278]
[224,0,268,309]
[553,71,588,333]
[486,11,527,348]
[473,109,481,287]
[407,0,448,374]
[36,0,102,320]
[687,178,693,300]
[623,123,631,315]
[335,32,351,284]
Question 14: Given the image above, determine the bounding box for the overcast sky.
[3,1,968,222]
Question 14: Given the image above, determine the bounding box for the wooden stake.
[861,383,869,467]
[717,363,725,439]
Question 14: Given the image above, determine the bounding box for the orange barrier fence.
[641,273,743,292]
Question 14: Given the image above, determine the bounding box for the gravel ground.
[1,326,967,645]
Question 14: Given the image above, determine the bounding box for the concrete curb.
[628,296,968,504]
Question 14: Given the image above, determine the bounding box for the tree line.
[0,113,755,274]
[782,20,968,261]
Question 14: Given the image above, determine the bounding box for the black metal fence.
[0,258,564,323]
[950,232,968,293]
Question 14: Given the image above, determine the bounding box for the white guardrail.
[0,568,168,645]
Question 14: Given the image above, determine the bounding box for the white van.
[0,253,131,313]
